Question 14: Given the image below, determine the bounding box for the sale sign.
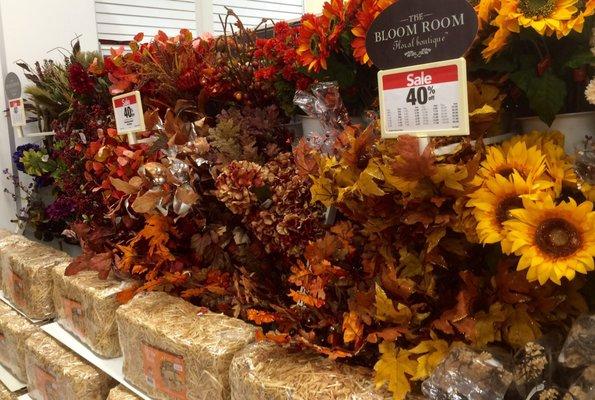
[378,58,469,138]
[8,98,26,127]
[112,91,145,142]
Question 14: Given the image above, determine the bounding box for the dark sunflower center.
[310,35,320,55]
[496,196,524,225]
[497,167,515,178]
[519,0,556,18]
[535,218,582,257]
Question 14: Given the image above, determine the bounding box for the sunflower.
[476,141,547,184]
[323,0,348,42]
[502,131,565,151]
[351,0,395,65]
[505,0,578,36]
[482,25,513,60]
[476,0,502,24]
[562,0,595,36]
[297,14,331,72]
[468,172,552,251]
[504,195,595,284]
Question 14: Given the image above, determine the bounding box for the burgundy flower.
[68,62,95,95]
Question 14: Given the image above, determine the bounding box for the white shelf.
[17,394,31,400]
[0,291,48,325]
[0,363,26,392]
[41,323,152,400]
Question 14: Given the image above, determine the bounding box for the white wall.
[305,0,325,13]
[0,0,99,231]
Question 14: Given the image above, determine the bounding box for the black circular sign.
[365,0,479,70]
[4,72,22,99]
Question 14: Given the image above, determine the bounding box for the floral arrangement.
[7,2,594,400]
[471,0,594,124]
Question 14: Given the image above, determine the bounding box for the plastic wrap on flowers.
[294,81,349,154]
[513,336,563,398]
[558,314,594,369]
[421,345,513,400]
[52,265,135,358]
[0,310,39,381]
[229,342,390,400]
[116,291,255,400]
[0,382,18,400]
[568,365,595,400]
[24,331,115,400]
[107,385,142,400]
[1,245,70,320]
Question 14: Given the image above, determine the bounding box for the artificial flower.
[351,0,395,65]
[504,195,595,284]
[476,141,547,183]
[297,14,332,72]
[586,77,595,105]
[467,80,505,134]
[562,0,595,35]
[467,172,552,251]
[505,0,578,36]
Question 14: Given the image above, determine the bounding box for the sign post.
[112,91,145,145]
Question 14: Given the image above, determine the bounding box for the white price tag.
[378,58,469,138]
[8,98,26,127]
[112,91,145,144]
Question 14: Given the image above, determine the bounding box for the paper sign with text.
[112,91,145,134]
[8,98,26,127]
[378,58,469,138]
[141,343,187,400]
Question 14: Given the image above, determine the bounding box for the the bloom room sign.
[365,0,479,69]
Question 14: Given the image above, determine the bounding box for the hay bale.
[52,265,135,358]
[24,331,115,400]
[1,245,70,320]
[0,381,17,400]
[0,235,34,287]
[0,310,39,381]
[117,291,255,400]
[0,302,13,316]
[229,342,390,400]
[107,385,141,400]
[0,230,12,240]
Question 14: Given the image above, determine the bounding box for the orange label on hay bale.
[32,365,59,400]
[62,298,86,339]
[141,343,187,400]
[7,269,25,308]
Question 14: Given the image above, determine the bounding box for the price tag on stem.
[112,91,145,144]
[378,58,469,138]
[8,98,26,127]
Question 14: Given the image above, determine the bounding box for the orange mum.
[351,0,395,65]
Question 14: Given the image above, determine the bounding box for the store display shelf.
[0,291,48,325]
[41,323,152,400]
[17,394,30,400]
[0,363,26,392]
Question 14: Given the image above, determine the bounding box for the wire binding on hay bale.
[52,265,135,358]
[0,310,39,381]
[229,342,391,400]
[117,291,255,400]
[24,331,115,400]
[1,245,70,320]
[107,384,142,400]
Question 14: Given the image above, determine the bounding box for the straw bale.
[0,235,34,286]
[24,331,115,400]
[0,381,17,400]
[2,245,70,320]
[0,230,12,240]
[52,265,135,358]
[0,310,39,381]
[229,342,391,400]
[117,291,256,400]
[107,385,142,400]
[0,302,13,316]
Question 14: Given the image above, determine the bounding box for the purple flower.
[45,196,75,222]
